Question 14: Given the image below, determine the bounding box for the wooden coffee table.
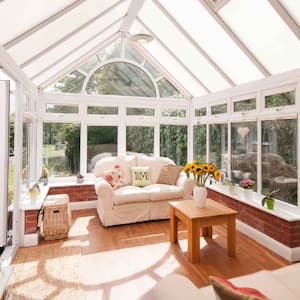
[169,199,238,264]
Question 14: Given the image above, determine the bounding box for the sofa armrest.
[176,172,195,199]
[95,177,114,210]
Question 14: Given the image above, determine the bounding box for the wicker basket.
[42,194,71,240]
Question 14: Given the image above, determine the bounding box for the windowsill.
[19,185,49,211]
[208,183,300,221]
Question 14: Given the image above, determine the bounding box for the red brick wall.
[25,210,39,234]
[208,188,300,248]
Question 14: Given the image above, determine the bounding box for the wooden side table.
[169,199,238,264]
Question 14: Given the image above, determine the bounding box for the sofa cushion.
[131,166,152,187]
[112,185,150,205]
[143,184,183,201]
[157,164,184,185]
[137,155,175,183]
[103,165,127,190]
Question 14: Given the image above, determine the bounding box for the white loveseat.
[146,263,300,300]
[94,155,194,226]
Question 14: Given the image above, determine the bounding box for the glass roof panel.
[78,56,100,75]
[138,1,230,92]
[158,0,264,84]
[220,0,300,74]
[0,0,74,45]
[124,41,144,64]
[23,4,127,78]
[280,0,300,27]
[32,22,121,87]
[8,0,127,65]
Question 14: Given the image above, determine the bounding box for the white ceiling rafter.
[21,0,126,68]
[198,0,271,77]
[268,0,300,40]
[206,0,231,11]
[4,0,88,49]
[126,33,192,99]
[30,17,124,81]
[120,0,146,33]
[38,32,121,90]
[152,0,235,87]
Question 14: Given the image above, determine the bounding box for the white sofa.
[146,263,300,300]
[94,155,194,226]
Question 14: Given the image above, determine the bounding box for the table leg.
[170,206,178,243]
[227,215,236,257]
[202,226,213,238]
[187,220,200,263]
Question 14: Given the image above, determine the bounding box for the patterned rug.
[6,240,83,300]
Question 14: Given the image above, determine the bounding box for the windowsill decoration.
[239,179,255,199]
[184,161,221,208]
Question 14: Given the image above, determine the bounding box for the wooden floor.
[43,209,289,299]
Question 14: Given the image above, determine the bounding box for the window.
[86,62,156,97]
[265,90,295,108]
[126,107,154,116]
[87,126,117,173]
[262,119,297,205]
[157,78,183,99]
[195,107,207,117]
[46,104,79,114]
[193,125,206,163]
[160,125,187,165]
[209,124,228,175]
[161,108,186,117]
[233,98,256,112]
[87,106,118,115]
[231,122,257,190]
[22,123,30,187]
[43,123,80,177]
[126,126,154,156]
[211,103,227,115]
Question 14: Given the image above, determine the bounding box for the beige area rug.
[6,240,83,300]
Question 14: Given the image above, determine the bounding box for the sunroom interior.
[1,0,300,299]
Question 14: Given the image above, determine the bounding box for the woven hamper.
[42,194,71,240]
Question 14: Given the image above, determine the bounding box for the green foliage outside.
[126,127,154,155]
[193,125,206,163]
[53,70,85,94]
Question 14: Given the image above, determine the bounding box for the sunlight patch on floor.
[154,256,180,278]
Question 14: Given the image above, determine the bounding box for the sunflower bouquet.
[184,160,221,186]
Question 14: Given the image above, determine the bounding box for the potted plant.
[261,189,279,210]
[239,179,255,199]
[222,179,236,194]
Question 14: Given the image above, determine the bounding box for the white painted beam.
[267,0,300,40]
[4,0,88,49]
[120,0,146,33]
[152,0,235,87]
[137,18,211,94]
[198,0,271,77]
[21,0,126,68]
[38,32,121,90]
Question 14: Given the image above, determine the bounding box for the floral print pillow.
[104,164,127,190]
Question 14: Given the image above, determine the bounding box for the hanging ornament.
[237,127,250,138]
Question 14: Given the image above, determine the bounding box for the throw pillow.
[157,165,183,185]
[209,276,269,300]
[131,166,152,187]
[104,164,127,190]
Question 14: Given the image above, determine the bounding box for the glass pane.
[126,107,154,116]
[87,126,118,172]
[195,107,207,117]
[144,60,161,79]
[161,108,186,117]
[233,98,256,112]
[124,40,144,64]
[22,123,30,187]
[159,0,264,84]
[193,125,206,163]
[262,119,297,205]
[211,103,227,115]
[265,90,295,108]
[86,62,156,97]
[87,106,118,115]
[209,124,228,175]
[160,125,187,165]
[78,56,100,74]
[231,122,257,190]
[126,126,154,156]
[46,71,85,94]
[220,0,300,74]
[46,104,79,114]
[98,38,122,61]
[157,78,184,99]
[43,123,80,177]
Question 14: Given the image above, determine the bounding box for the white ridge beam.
[198,0,271,77]
[152,0,235,87]
[30,17,124,80]
[137,18,211,94]
[267,0,300,40]
[21,0,126,68]
[120,0,146,33]
[38,32,121,90]
[4,0,88,49]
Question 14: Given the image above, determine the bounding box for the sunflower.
[190,162,198,172]
[195,166,202,175]
[184,163,191,173]
[202,163,210,172]
[209,163,216,172]
[214,170,221,180]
